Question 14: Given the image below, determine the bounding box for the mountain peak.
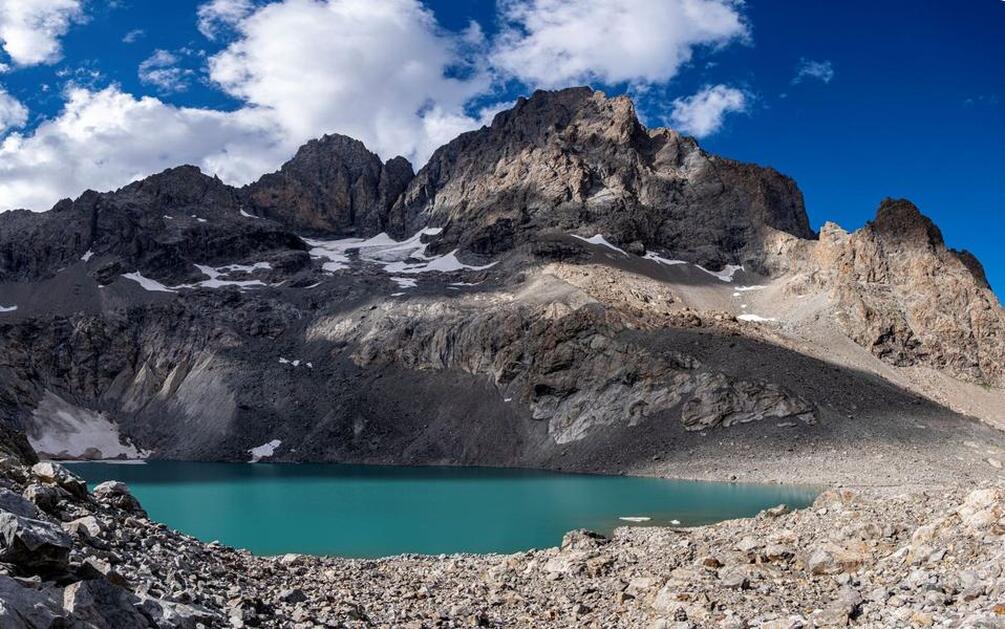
[244,133,414,235]
[869,198,944,247]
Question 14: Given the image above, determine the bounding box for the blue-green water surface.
[70,462,818,557]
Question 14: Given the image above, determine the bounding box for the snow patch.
[738,314,777,323]
[191,215,207,223]
[390,277,418,288]
[0,305,16,313]
[80,250,94,262]
[643,252,689,266]
[571,234,628,256]
[386,250,497,274]
[279,357,312,369]
[28,392,146,460]
[307,228,496,277]
[248,439,281,463]
[239,209,259,219]
[734,285,765,292]
[696,264,744,282]
[192,264,268,289]
[122,272,177,293]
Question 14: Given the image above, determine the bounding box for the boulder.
[804,542,870,575]
[63,578,153,628]
[0,512,72,573]
[0,575,64,627]
[23,483,66,514]
[31,462,88,499]
[0,488,40,519]
[93,481,145,515]
[63,516,104,539]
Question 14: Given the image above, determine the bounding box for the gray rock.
[31,462,87,499]
[0,512,72,573]
[0,575,64,628]
[0,488,40,519]
[93,481,145,515]
[23,483,65,514]
[63,578,153,628]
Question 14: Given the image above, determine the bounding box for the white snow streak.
[122,272,177,293]
[737,314,777,323]
[571,233,628,256]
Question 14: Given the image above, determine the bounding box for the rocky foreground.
[3,448,1005,628]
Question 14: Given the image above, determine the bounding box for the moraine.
[69,461,818,557]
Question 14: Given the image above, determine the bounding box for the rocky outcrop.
[314,295,814,443]
[245,133,414,235]
[0,165,307,285]
[391,87,813,271]
[812,198,1005,386]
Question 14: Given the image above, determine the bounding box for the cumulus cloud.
[492,0,747,88]
[0,0,84,66]
[207,0,491,165]
[0,86,287,211]
[0,0,756,212]
[139,50,193,93]
[197,0,256,40]
[669,84,746,137]
[793,59,834,84]
[0,85,26,133]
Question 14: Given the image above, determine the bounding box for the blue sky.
[0,0,1002,292]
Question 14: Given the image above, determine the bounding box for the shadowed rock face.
[245,133,414,235]
[391,87,813,270]
[0,165,307,285]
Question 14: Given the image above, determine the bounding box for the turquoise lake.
[70,462,819,557]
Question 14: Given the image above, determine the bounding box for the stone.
[0,488,40,519]
[0,512,72,573]
[279,588,308,604]
[31,462,88,499]
[22,483,65,513]
[0,575,64,627]
[805,542,870,575]
[63,578,151,628]
[63,515,104,539]
[93,481,145,515]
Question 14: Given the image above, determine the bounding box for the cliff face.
[245,134,414,235]
[0,87,1002,467]
[811,199,1005,387]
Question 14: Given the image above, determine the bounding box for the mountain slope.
[0,87,1002,485]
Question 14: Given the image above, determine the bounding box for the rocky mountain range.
[0,86,1003,476]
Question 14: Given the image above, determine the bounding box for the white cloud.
[0,86,287,211]
[492,0,747,88]
[207,0,491,165]
[793,59,834,84]
[0,85,26,132]
[139,50,193,93]
[197,0,256,40]
[669,84,746,137]
[122,28,144,44]
[0,0,755,212]
[0,0,83,66]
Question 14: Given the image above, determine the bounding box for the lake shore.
[5,454,1005,627]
